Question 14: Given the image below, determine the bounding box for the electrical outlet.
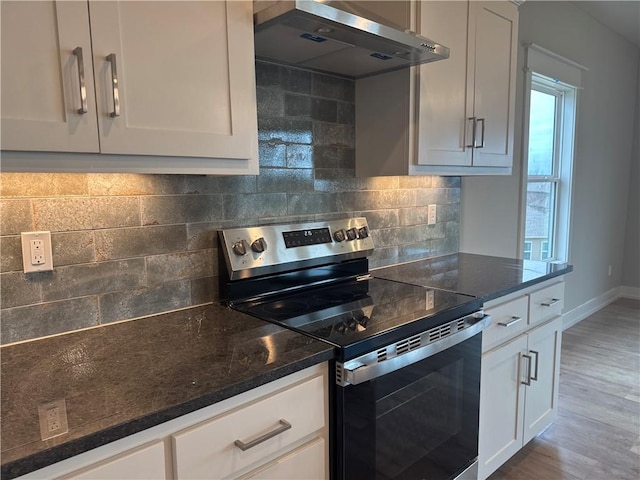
[21,231,53,273]
[426,290,435,310]
[428,205,437,225]
[38,399,68,440]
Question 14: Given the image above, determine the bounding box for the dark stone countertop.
[373,253,573,302]
[0,254,573,479]
[0,304,334,479]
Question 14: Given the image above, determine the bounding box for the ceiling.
[573,1,640,48]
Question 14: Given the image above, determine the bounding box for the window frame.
[519,72,577,263]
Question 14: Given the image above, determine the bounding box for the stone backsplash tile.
[141,195,223,226]
[0,61,460,344]
[0,200,34,235]
[0,173,89,197]
[41,259,146,302]
[51,231,96,266]
[99,281,191,324]
[94,225,186,261]
[87,173,187,196]
[0,237,22,273]
[146,250,215,286]
[1,297,100,344]
[0,271,42,309]
[33,197,140,232]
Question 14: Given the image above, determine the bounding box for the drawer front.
[528,282,565,327]
[482,296,529,352]
[62,441,166,480]
[242,437,326,479]
[173,375,326,479]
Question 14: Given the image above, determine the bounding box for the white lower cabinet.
[241,437,326,480]
[59,442,167,480]
[172,373,327,479]
[478,281,564,480]
[17,364,328,480]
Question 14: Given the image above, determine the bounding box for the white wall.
[622,55,640,290]
[460,1,640,312]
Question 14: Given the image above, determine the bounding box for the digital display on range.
[283,228,332,248]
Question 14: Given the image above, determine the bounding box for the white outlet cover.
[21,231,54,273]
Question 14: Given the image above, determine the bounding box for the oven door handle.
[340,315,491,386]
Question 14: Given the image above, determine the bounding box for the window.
[522,72,578,262]
[541,241,550,260]
[520,44,585,262]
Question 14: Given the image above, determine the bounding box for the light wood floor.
[488,297,640,480]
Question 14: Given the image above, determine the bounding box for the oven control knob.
[232,240,247,256]
[333,229,346,242]
[251,237,267,253]
[346,228,358,241]
[358,226,369,239]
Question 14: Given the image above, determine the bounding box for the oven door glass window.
[336,333,481,480]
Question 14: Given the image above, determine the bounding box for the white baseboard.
[619,285,640,300]
[562,285,639,331]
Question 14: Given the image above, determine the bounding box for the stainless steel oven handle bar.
[339,314,491,386]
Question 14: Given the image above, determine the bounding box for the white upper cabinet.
[417,0,518,171]
[1,1,258,175]
[0,1,99,153]
[355,0,518,176]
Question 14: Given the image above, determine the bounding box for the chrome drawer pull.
[106,53,120,118]
[498,316,523,327]
[475,118,486,148]
[466,117,477,148]
[72,47,88,114]
[541,298,560,307]
[234,419,291,451]
[521,353,532,386]
[530,350,539,381]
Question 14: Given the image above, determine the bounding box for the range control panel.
[219,217,374,280]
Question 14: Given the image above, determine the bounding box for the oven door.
[333,331,482,480]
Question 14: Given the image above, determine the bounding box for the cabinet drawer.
[61,441,166,480]
[172,375,326,479]
[482,296,529,352]
[528,282,564,327]
[242,437,326,479]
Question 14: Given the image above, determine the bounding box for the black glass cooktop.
[232,277,482,361]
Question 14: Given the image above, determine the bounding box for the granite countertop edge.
[476,264,574,302]
[1,347,334,480]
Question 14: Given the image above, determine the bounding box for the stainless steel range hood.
[254,0,449,79]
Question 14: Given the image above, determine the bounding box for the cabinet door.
[478,334,527,480]
[1,0,99,152]
[416,0,474,167]
[89,1,258,164]
[522,316,562,444]
[471,1,518,167]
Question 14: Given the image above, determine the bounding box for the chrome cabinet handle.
[475,118,485,148]
[72,47,88,114]
[530,350,539,381]
[521,353,532,386]
[541,298,560,307]
[234,419,291,451]
[466,117,477,148]
[498,316,523,327]
[106,53,120,118]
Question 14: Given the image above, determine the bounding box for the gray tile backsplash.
[0,61,460,344]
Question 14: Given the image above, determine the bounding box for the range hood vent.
[254,0,450,79]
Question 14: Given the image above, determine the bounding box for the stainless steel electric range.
[219,218,490,480]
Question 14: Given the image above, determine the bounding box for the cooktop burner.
[232,277,481,361]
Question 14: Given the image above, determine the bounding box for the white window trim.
[518,44,587,263]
